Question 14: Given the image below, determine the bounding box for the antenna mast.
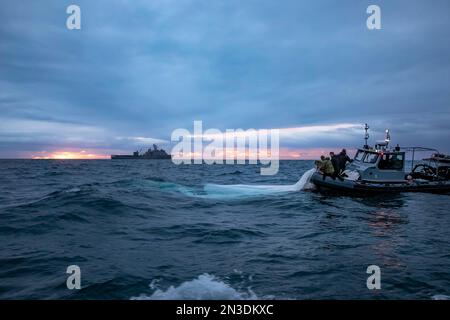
[364,123,370,149]
[385,129,391,148]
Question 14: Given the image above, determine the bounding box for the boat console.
[346,148,406,182]
[346,128,406,182]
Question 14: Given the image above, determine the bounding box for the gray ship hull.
[111,155,171,159]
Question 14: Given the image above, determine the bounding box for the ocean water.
[0,159,449,300]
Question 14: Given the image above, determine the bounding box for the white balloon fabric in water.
[148,168,316,200]
[202,168,316,199]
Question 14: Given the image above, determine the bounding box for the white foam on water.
[64,187,81,193]
[131,273,258,300]
[202,168,316,199]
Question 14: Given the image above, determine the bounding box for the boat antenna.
[385,129,391,148]
[364,123,370,149]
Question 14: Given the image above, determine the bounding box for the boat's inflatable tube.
[311,172,450,194]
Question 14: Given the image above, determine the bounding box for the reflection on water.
[370,209,409,268]
[316,192,411,270]
[354,193,406,209]
[368,210,408,235]
[366,198,409,269]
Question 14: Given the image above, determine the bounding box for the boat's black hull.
[311,172,450,194]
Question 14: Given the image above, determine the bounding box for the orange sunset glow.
[30,147,353,160]
[170,147,355,160]
[31,150,110,160]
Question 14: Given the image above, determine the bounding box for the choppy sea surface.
[0,159,449,300]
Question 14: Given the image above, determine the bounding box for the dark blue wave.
[0,159,449,300]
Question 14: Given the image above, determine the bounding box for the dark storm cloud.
[0,0,449,157]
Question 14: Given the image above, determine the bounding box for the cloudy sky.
[0,0,449,159]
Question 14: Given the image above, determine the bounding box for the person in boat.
[336,149,352,174]
[318,155,335,180]
[330,152,337,171]
[330,152,344,181]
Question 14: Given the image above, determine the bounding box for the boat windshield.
[378,153,404,170]
[363,152,379,163]
[354,150,365,161]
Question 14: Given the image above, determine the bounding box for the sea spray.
[131,273,258,300]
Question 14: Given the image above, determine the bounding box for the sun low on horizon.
[31,150,110,160]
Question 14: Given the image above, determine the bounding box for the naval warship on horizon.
[111,144,171,159]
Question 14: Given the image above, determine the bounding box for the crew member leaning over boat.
[315,155,335,180]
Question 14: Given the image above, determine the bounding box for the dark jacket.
[337,152,352,172]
